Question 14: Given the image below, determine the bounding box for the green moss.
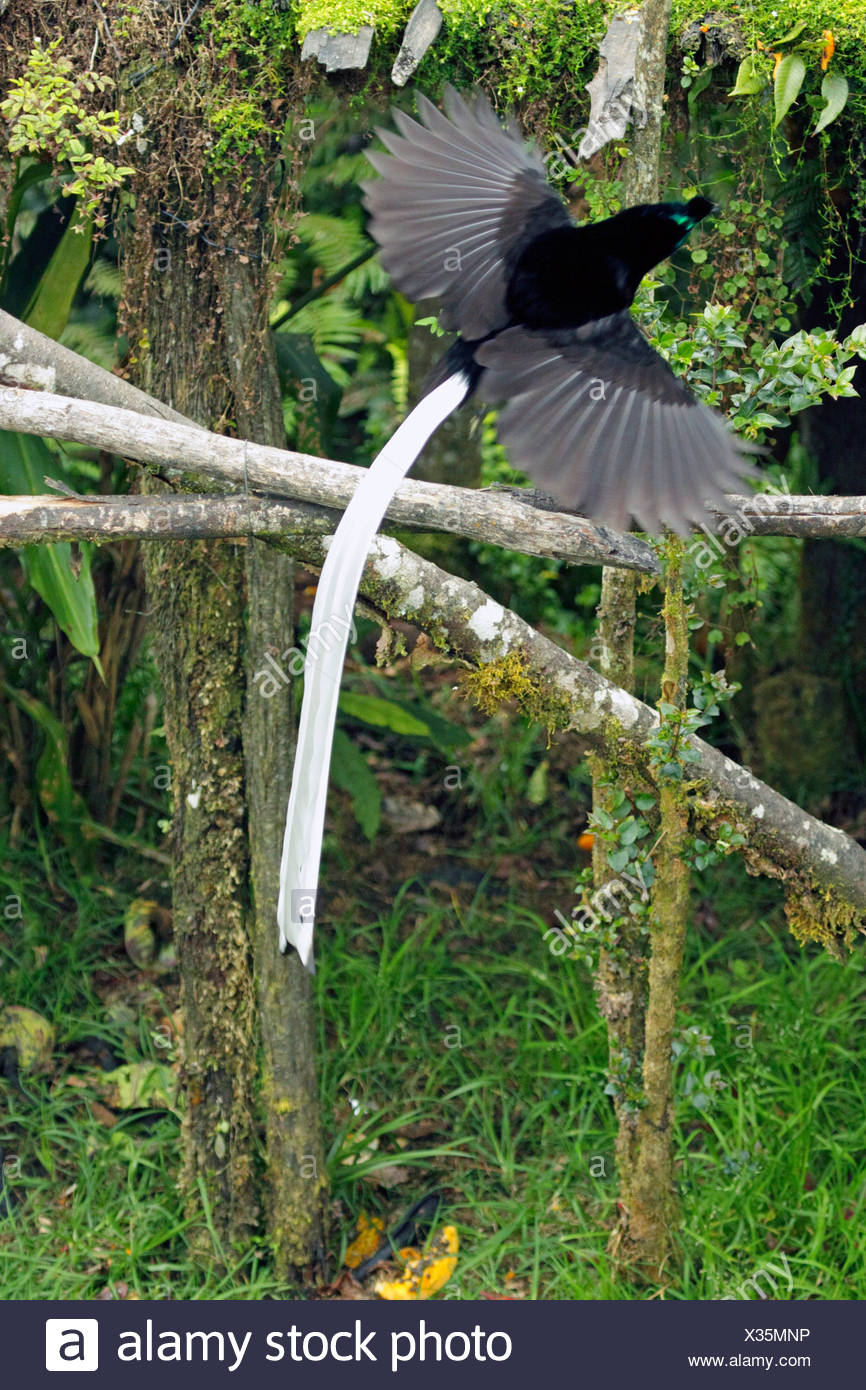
[784,884,860,957]
[295,0,411,41]
[204,1,298,63]
[434,0,606,106]
[208,99,270,183]
[670,1,866,77]
[464,649,572,735]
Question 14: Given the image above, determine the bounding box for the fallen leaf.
[360,1163,412,1189]
[375,1225,458,1300]
[90,1101,118,1128]
[0,1005,55,1070]
[381,797,442,833]
[97,1061,178,1112]
[344,1212,387,1269]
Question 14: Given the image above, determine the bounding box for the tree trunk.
[217,253,326,1277]
[590,0,676,1277]
[619,540,690,1276]
[118,23,326,1272]
[129,216,260,1253]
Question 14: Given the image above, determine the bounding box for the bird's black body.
[362,86,752,533]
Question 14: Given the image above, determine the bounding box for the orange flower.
[772,51,783,78]
[577,831,594,852]
[821,30,835,71]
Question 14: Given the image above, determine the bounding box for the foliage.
[295,0,412,40]
[0,39,135,226]
[726,22,848,133]
[3,839,865,1298]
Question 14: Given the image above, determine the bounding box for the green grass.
[2,825,865,1300]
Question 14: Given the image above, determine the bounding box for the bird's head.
[602,195,717,296]
[668,195,717,247]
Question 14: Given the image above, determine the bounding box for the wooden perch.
[709,493,866,538]
[0,325,863,935]
[0,386,659,573]
[347,530,866,929]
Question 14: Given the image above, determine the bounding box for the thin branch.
[349,530,866,924]
[709,494,866,538]
[0,310,194,427]
[270,246,377,330]
[0,387,660,572]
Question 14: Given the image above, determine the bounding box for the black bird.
[362,84,755,534]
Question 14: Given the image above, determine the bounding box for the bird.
[362,83,756,534]
[277,85,756,971]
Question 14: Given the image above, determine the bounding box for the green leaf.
[2,684,87,827]
[0,431,102,671]
[730,55,767,97]
[23,208,92,338]
[687,65,715,108]
[526,758,548,806]
[773,54,806,127]
[0,160,52,287]
[330,728,381,841]
[338,691,430,737]
[769,19,808,46]
[813,72,849,135]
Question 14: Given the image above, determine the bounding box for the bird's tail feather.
[277,370,471,971]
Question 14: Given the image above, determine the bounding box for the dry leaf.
[0,1005,55,1071]
[375,1225,458,1300]
[360,1163,412,1189]
[89,1101,118,1128]
[344,1212,386,1269]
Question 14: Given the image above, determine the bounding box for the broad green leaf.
[23,544,102,674]
[526,758,548,806]
[0,1005,55,1071]
[1,159,52,287]
[23,207,92,338]
[730,55,766,97]
[769,19,808,46]
[331,727,381,840]
[0,430,103,671]
[2,684,86,827]
[813,72,849,135]
[338,691,430,737]
[687,65,715,109]
[773,54,806,127]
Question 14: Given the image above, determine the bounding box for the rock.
[301,25,375,72]
[681,13,748,65]
[578,12,641,161]
[392,0,443,87]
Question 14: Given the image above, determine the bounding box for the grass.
[2,812,865,1300]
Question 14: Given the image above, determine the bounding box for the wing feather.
[476,315,757,532]
[363,85,571,338]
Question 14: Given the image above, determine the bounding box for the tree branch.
[0,386,659,572]
[0,309,195,427]
[709,494,866,538]
[343,530,866,927]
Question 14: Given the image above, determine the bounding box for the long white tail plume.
[277,371,470,971]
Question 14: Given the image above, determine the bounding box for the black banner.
[2,1297,859,1387]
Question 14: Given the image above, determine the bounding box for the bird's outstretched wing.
[475,314,756,534]
[362,85,571,340]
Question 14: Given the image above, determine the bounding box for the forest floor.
[2,680,865,1301]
